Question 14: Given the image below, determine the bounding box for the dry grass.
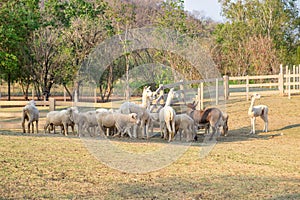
[0,95,300,199]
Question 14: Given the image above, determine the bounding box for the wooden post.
[288,69,291,99]
[200,82,204,110]
[94,88,97,103]
[298,65,300,91]
[295,66,299,90]
[223,75,229,100]
[49,98,56,111]
[293,65,296,91]
[215,78,219,105]
[197,86,201,110]
[279,64,284,95]
[246,75,249,101]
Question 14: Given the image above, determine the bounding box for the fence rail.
[0,65,299,112]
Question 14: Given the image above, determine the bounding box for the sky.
[184,0,223,22]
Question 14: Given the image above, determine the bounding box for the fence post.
[298,65,300,91]
[293,65,296,91]
[288,69,291,99]
[279,64,284,95]
[197,86,201,110]
[215,78,219,105]
[200,82,204,110]
[223,75,229,100]
[49,98,56,111]
[246,75,249,101]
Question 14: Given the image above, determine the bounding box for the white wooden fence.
[0,65,299,112]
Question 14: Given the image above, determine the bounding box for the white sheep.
[174,114,196,142]
[97,112,139,138]
[83,110,100,136]
[44,108,75,136]
[248,93,268,134]
[69,107,90,136]
[21,100,39,133]
[119,102,151,139]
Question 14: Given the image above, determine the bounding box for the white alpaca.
[248,93,268,134]
[141,86,156,109]
[159,88,177,142]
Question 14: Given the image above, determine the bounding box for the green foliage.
[0,0,40,99]
[215,0,300,75]
[44,0,108,27]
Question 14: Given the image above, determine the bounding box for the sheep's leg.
[36,121,38,134]
[171,120,175,142]
[31,122,34,133]
[97,122,105,137]
[22,119,26,133]
[125,127,133,138]
[44,123,49,134]
[63,123,68,136]
[27,122,31,133]
[71,125,75,135]
[145,123,149,139]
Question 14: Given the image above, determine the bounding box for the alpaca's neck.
[165,96,172,106]
[249,97,256,112]
[141,96,150,108]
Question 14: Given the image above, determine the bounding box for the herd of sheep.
[21,86,229,142]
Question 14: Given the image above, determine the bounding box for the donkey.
[186,101,228,140]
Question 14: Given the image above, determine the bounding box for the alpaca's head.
[251,93,261,100]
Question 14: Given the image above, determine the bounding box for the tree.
[0,0,40,100]
[214,0,300,75]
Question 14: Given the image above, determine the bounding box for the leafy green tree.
[0,0,40,100]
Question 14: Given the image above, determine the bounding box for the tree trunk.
[63,84,73,101]
[7,73,11,101]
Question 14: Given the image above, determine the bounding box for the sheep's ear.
[131,113,137,119]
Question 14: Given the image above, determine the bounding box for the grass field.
[0,95,300,199]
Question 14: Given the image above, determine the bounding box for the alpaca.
[141,86,156,109]
[248,93,268,134]
[159,88,177,142]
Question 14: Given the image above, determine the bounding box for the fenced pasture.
[0,95,299,199]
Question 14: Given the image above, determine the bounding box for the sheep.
[248,93,268,134]
[174,114,196,142]
[83,110,100,136]
[97,112,139,138]
[21,100,39,133]
[69,107,90,136]
[44,108,75,136]
[119,102,151,139]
